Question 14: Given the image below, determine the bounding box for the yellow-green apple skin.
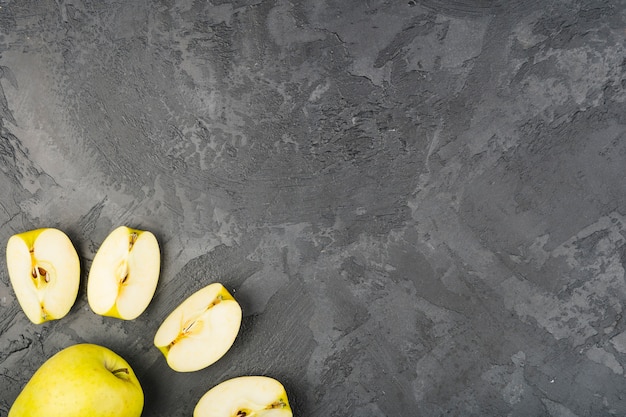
[6,228,80,324]
[87,225,160,320]
[194,376,293,417]
[154,282,242,372]
[8,344,143,417]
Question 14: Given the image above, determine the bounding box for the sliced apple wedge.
[87,226,160,320]
[154,283,242,372]
[194,376,293,417]
[6,228,80,324]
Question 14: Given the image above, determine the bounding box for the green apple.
[154,282,242,372]
[9,343,143,417]
[87,226,160,320]
[6,228,80,324]
[194,376,292,417]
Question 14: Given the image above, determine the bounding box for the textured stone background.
[0,0,625,416]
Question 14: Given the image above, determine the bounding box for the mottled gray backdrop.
[1,0,626,416]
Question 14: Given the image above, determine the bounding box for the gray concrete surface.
[1,0,626,416]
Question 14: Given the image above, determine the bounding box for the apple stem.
[40,304,48,320]
[205,295,223,311]
[112,367,129,376]
[269,400,287,409]
[129,233,138,250]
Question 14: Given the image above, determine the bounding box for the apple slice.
[194,376,292,417]
[154,283,242,372]
[6,228,80,324]
[87,226,160,320]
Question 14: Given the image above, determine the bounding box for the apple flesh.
[194,376,292,417]
[6,228,80,324]
[9,343,143,417]
[154,282,242,372]
[87,226,160,320]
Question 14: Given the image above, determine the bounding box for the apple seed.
[39,267,49,282]
[31,266,50,286]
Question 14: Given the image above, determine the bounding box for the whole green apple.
[9,343,143,417]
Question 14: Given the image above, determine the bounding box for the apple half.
[194,376,293,417]
[154,283,242,372]
[87,226,160,320]
[6,228,80,324]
